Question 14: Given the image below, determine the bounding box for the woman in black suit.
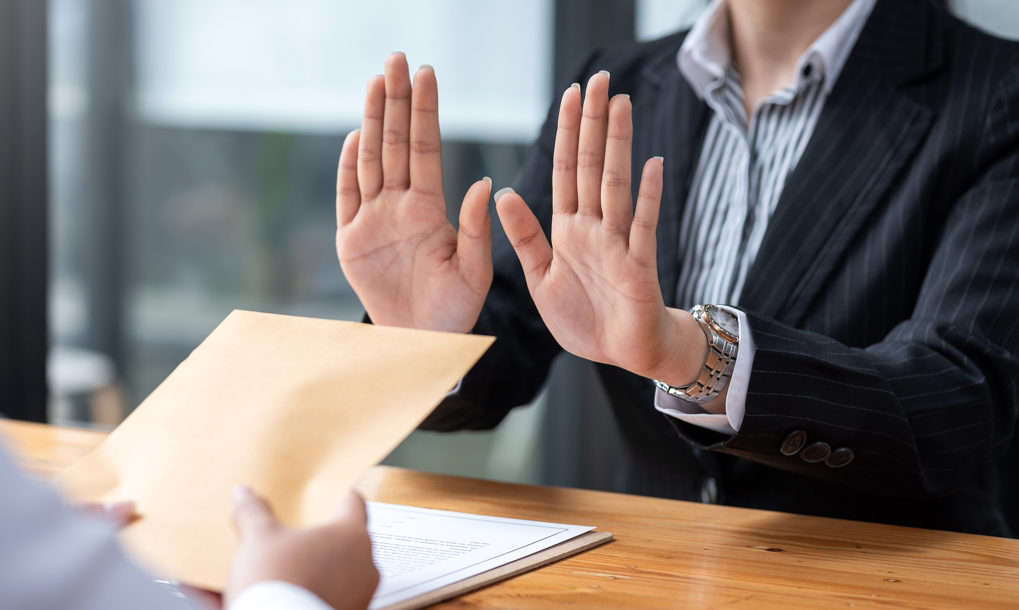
[336,0,1019,536]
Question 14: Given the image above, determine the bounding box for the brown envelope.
[55,310,493,591]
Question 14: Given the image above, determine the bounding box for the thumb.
[456,177,493,293]
[332,491,369,527]
[231,486,279,540]
[494,188,553,288]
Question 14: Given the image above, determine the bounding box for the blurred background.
[2,0,1018,492]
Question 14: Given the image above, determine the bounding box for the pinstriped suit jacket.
[421,0,1019,536]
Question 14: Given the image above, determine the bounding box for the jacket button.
[825,447,854,468]
[800,442,831,463]
[780,430,807,456]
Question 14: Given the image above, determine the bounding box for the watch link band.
[653,305,739,405]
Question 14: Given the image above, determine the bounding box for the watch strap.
[654,305,739,404]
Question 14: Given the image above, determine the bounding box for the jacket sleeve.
[670,75,1019,498]
[419,51,607,432]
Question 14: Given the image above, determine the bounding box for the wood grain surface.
[3,419,1017,609]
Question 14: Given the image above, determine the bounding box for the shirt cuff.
[229,581,334,610]
[446,330,472,396]
[448,376,464,395]
[654,306,755,436]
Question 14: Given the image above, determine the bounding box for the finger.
[577,71,611,217]
[72,500,137,525]
[410,65,443,197]
[333,491,370,526]
[382,52,412,190]
[457,178,493,292]
[601,94,634,234]
[230,486,278,539]
[629,156,664,267]
[552,83,582,215]
[358,75,385,198]
[337,129,362,227]
[494,188,553,288]
[104,501,138,526]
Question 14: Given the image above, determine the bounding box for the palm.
[496,73,678,378]
[536,215,668,372]
[338,185,483,332]
[335,54,491,333]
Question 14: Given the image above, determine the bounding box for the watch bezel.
[701,304,739,344]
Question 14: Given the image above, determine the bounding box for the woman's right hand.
[335,53,493,334]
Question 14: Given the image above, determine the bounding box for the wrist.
[641,307,709,387]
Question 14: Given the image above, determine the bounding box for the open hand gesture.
[336,53,492,333]
[495,72,706,386]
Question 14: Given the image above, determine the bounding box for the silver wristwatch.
[654,304,739,404]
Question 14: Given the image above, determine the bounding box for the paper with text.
[366,502,594,609]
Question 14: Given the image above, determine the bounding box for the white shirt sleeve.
[230,581,335,610]
[447,376,464,395]
[654,306,755,436]
[0,437,195,610]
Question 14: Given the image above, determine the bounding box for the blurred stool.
[48,346,125,428]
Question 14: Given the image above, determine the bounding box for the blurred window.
[635,0,703,41]
[48,0,556,485]
[49,0,551,425]
[951,0,1019,40]
[135,0,553,142]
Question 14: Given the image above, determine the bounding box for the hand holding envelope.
[55,310,493,591]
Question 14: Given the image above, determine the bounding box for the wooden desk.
[2,420,1017,609]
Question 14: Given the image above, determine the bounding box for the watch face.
[705,305,739,342]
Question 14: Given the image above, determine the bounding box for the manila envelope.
[55,310,493,591]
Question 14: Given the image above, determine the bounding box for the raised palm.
[336,53,492,333]
[496,73,698,383]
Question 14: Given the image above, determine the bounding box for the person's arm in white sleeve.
[654,307,755,436]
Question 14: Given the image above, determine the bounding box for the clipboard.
[380,530,614,610]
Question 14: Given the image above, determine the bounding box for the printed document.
[366,502,594,609]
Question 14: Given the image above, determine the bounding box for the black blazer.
[422,0,1019,537]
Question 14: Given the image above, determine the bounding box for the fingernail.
[654,156,664,163]
[570,83,580,91]
[104,500,134,511]
[494,187,515,202]
[391,51,406,57]
[232,486,253,504]
[619,94,630,100]
[482,176,492,189]
[105,501,136,523]
[418,64,434,72]
[599,70,610,79]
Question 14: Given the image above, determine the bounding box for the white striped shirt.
[674,67,826,309]
[674,0,878,309]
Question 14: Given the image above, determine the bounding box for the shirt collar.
[678,0,878,99]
